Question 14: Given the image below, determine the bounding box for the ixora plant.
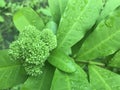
[1,0,120,90]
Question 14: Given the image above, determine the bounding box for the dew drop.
[105,19,113,28]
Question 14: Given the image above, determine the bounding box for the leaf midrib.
[66,74,71,90]
[57,1,89,49]
[91,66,112,90]
[0,64,21,70]
[78,29,120,59]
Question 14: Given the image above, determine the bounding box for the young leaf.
[48,0,61,23]
[48,50,76,73]
[39,7,52,17]
[108,51,120,68]
[76,7,120,61]
[50,65,90,90]
[56,0,103,53]
[89,65,120,90]
[97,0,120,22]
[45,21,57,34]
[0,50,27,89]
[21,63,54,90]
[13,7,44,32]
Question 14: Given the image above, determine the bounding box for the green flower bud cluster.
[9,26,57,76]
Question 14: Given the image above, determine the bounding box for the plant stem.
[75,60,105,66]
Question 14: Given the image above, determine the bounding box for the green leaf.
[89,65,120,90]
[50,65,90,90]
[48,50,76,73]
[108,51,120,68]
[97,0,120,22]
[45,21,57,34]
[56,0,102,53]
[58,0,69,15]
[0,50,27,89]
[39,7,52,17]
[76,7,120,61]
[0,15,4,22]
[13,7,44,32]
[21,63,54,90]
[0,0,6,7]
[48,0,61,23]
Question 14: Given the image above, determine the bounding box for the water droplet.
[105,19,113,27]
[98,23,104,29]
[63,13,67,18]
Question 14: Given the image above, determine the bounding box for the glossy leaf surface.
[89,65,120,90]
[48,50,76,73]
[57,0,102,53]
[0,50,27,89]
[98,0,120,22]
[13,7,44,32]
[76,7,120,61]
[51,65,90,90]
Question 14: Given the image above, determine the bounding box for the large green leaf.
[89,65,120,90]
[97,0,120,22]
[0,50,27,89]
[13,7,44,32]
[76,7,120,61]
[56,0,102,53]
[50,65,90,90]
[48,50,76,73]
[21,62,54,90]
[108,51,120,68]
[48,0,61,23]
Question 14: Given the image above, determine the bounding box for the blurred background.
[0,0,50,50]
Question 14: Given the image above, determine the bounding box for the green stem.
[75,60,105,66]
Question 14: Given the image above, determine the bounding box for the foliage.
[1,0,120,90]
